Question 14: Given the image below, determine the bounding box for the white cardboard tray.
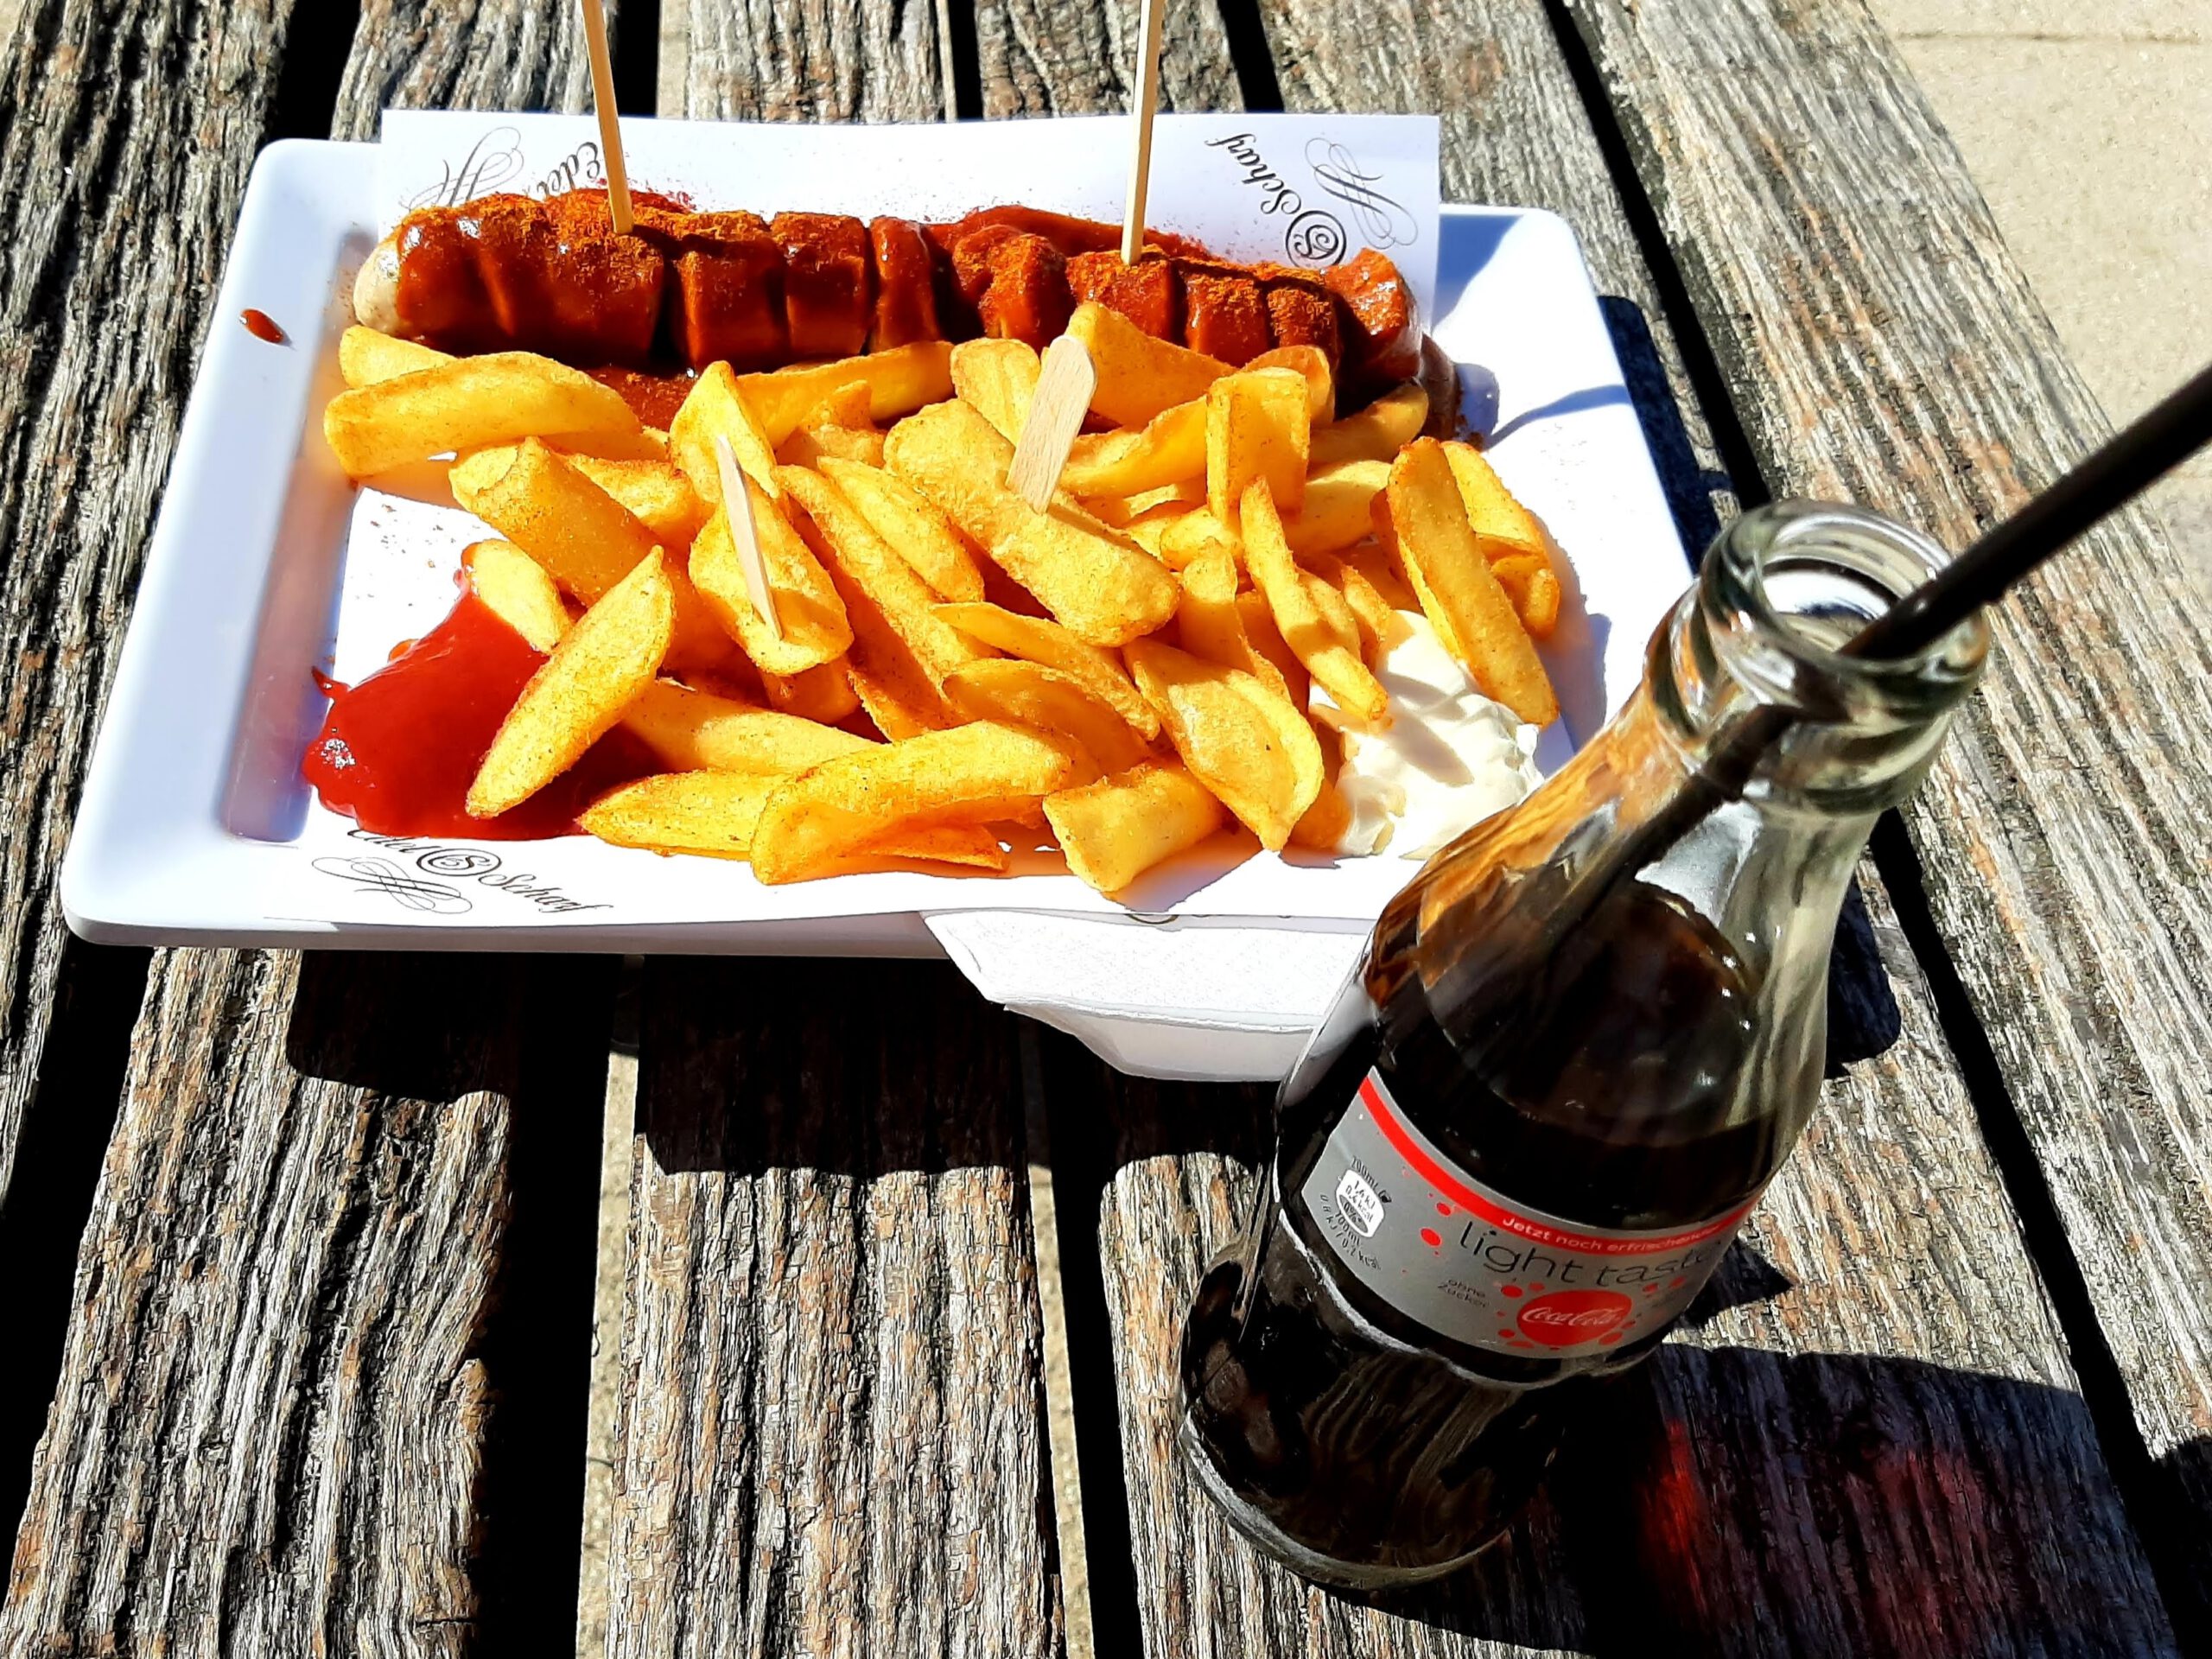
[60,132,1692,1080]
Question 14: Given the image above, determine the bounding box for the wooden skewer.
[714,435,784,640]
[578,0,634,234]
[1007,336,1098,511]
[1120,0,1168,264]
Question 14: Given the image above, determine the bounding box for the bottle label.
[1296,1069,1757,1359]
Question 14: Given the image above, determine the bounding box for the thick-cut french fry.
[325,352,642,477]
[339,326,450,388]
[944,659,1153,778]
[468,550,674,818]
[1058,397,1207,499]
[451,438,733,671]
[1045,760,1226,893]
[1289,724,1354,851]
[621,678,874,774]
[1242,481,1389,724]
[1491,553,1563,639]
[1179,541,1239,607]
[951,338,1042,443]
[1125,639,1323,851]
[690,474,852,676]
[847,656,950,739]
[1383,440,1557,725]
[777,466,989,686]
[804,382,875,429]
[777,423,887,469]
[934,601,1160,740]
[885,401,1180,646]
[670,362,780,504]
[580,770,779,859]
[1176,548,1289,701]
[1207,368,1312,524]
[464,539,569,652]
[1156,506,1243,574]
[1285,459,1390,557]
[816,458,986,604]
[749,721,1083,884]
[547,426,672,463]
[1236,589,1307,709]
[1309,383,1430,472]
[1341,539,1419,611]
[1244,344,1335,424]
[1442,440,1548,561]
[1304,550,1400,664]
[734,340,955,443]
[568,456,710,547]
[762,658,861,723]
[861,823,1010,870]
[1067,302,1231,427]
[1084,478,1207,528]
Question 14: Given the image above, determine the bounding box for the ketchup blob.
[303,586,655,839]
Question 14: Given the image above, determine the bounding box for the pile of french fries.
[323,302,1564,895]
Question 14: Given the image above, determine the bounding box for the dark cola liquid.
[1180,877,1769,1586]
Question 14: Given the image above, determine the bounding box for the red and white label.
[1295,1070,1757,1359]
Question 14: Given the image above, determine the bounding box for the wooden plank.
[990,0,2176,1650]
[613,960,1059,1659]
[601,29,1062,1657]
[1562,0,2212,1629]
[1,3,618,1653]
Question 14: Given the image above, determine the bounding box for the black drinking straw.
[1618,359,2212,873]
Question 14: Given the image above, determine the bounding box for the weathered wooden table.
[3,0,2208,1653]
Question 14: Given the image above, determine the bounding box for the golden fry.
[671,362,781,503]
[451,438,732,671]
[1285,459,1390,558]
[468,550,674,818]
[776,465,990,685]
[816,457,986,604]
[1124,638,1323,851]
[803,381,875,429]
[734,340,954,443]
[1058,397,1206,499]
[761,658,861,724]
[1289,724,1353,851]
[749,721,1083,884]
[934,601,1160,740]
[689,474,853,676]
[944,659,1154,778]
[1308,383,1428,470]
[847,656,950,740]
[325,352,641,478]
[1067,301,1230,427]
[777,423,887,469]
[1243,344,1334,424]
[568,456,710,547]
[1442,441,1548,561]
[580,770,779,859]
[1156,507,1242,573]
[1491,553,1563,639]
[886,401,1179,646]
[860,823,1010,871]
[339,326,449,388]
[1045,760,1226,893]
[1383,440,1557,725]
[464,539,569,652]
[621,678,874,774]
[1207,367,1311,524]
[1242,480,1389,725]
[1236,589,1307,709]
[951,338,1042,443]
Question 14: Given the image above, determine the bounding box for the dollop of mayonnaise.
[1314,610,1541,858]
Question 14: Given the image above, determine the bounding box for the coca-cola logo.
[1516,1290,1634,1348]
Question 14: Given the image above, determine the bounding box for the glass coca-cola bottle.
[1179,501,1989,1589]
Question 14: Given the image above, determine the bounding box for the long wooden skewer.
[579,0,634,234]
[1120,0,1167,264]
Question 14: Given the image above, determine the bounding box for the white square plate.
[62,136,1691,968]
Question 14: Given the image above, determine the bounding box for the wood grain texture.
[1564,0,2212,1624]
[3,4,615,1653]
[0,0,302,1211]
[669,0,950,123]
[973,0,1236,120]
[612,959,1059,1659]
[1,951,611,1656]
[1002,0,2175,1650]
[1255,0,1734,556]
[337,0,602,136]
